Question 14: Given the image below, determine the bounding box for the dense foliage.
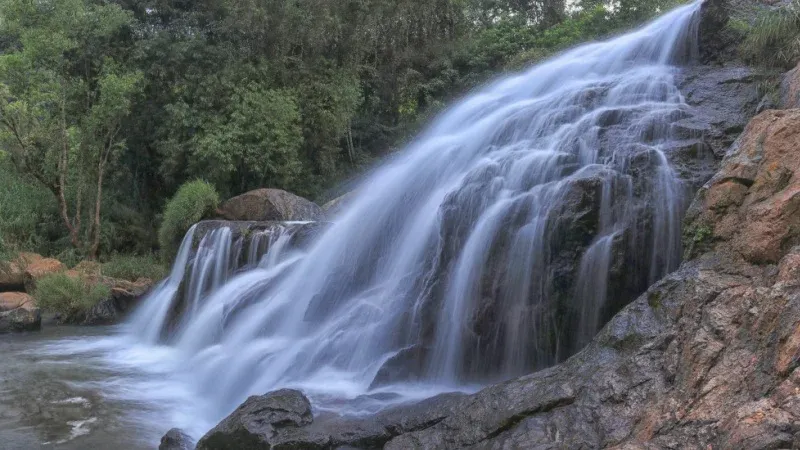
[0,0,718,261]
[158,180,220,259]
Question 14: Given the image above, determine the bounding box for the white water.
[17,2,709,444]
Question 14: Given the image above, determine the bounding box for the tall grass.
[741,1,800,69]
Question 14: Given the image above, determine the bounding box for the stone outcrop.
[196,389,314,449]
[217,189,323,222]
[159,428,196,450]
[0,306,41,333]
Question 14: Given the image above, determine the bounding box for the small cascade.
[129,222,312,343]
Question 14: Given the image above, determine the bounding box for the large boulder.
[0,253,42,291]
[159,428,195,450]
[23,257,66,292]
[0,306,41,333]
[195,389,313,449]
[217,189,323,222]
[0,292,35,311]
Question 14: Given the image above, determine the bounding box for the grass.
[740,1,800,69]
[102,254,169,281]
[33,273,111,317]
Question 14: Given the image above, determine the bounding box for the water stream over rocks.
[1,2,755,447]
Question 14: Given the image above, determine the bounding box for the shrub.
[102,254,168,282]
[158,180,220,260]
[740,2,800,69]
[33,273,111,317]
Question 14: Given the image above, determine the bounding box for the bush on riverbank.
[33,274,111,318]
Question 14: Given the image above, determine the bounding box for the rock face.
[196,389,313,449]
[685,109,800,263]
[217,189,323,222]
[159,428,195,450]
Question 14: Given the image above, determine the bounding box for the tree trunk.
[88,162,104,260]
[59,97,81,249]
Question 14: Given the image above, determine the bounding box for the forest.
[0,0,791,267]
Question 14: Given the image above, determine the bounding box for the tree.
[0,0,143,259]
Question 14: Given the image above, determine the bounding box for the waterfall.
[129,0,704,426]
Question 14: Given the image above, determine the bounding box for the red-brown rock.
[0,292,35,312]
[23,258,66,292]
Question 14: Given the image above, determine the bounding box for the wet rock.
[159,428,195,450]
[677,64,762,157]
[0,306,41,333]
[370,345,430,388]
[23,258,66,292]
[0,292,35,312]
[196,389,313,449]
[217,188,323,222]
[195,220,329,255]
[698,0,732,63]
[782,61,800,109]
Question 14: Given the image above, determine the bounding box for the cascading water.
[123,0,706,436]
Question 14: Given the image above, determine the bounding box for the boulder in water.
[196,389,313,449]
[159,428,195,450]
[217,188,323,222]
[0,306,41,333]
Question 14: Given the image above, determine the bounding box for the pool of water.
[0,327,198,449]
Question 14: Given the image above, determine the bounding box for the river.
[0,326,199,449]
